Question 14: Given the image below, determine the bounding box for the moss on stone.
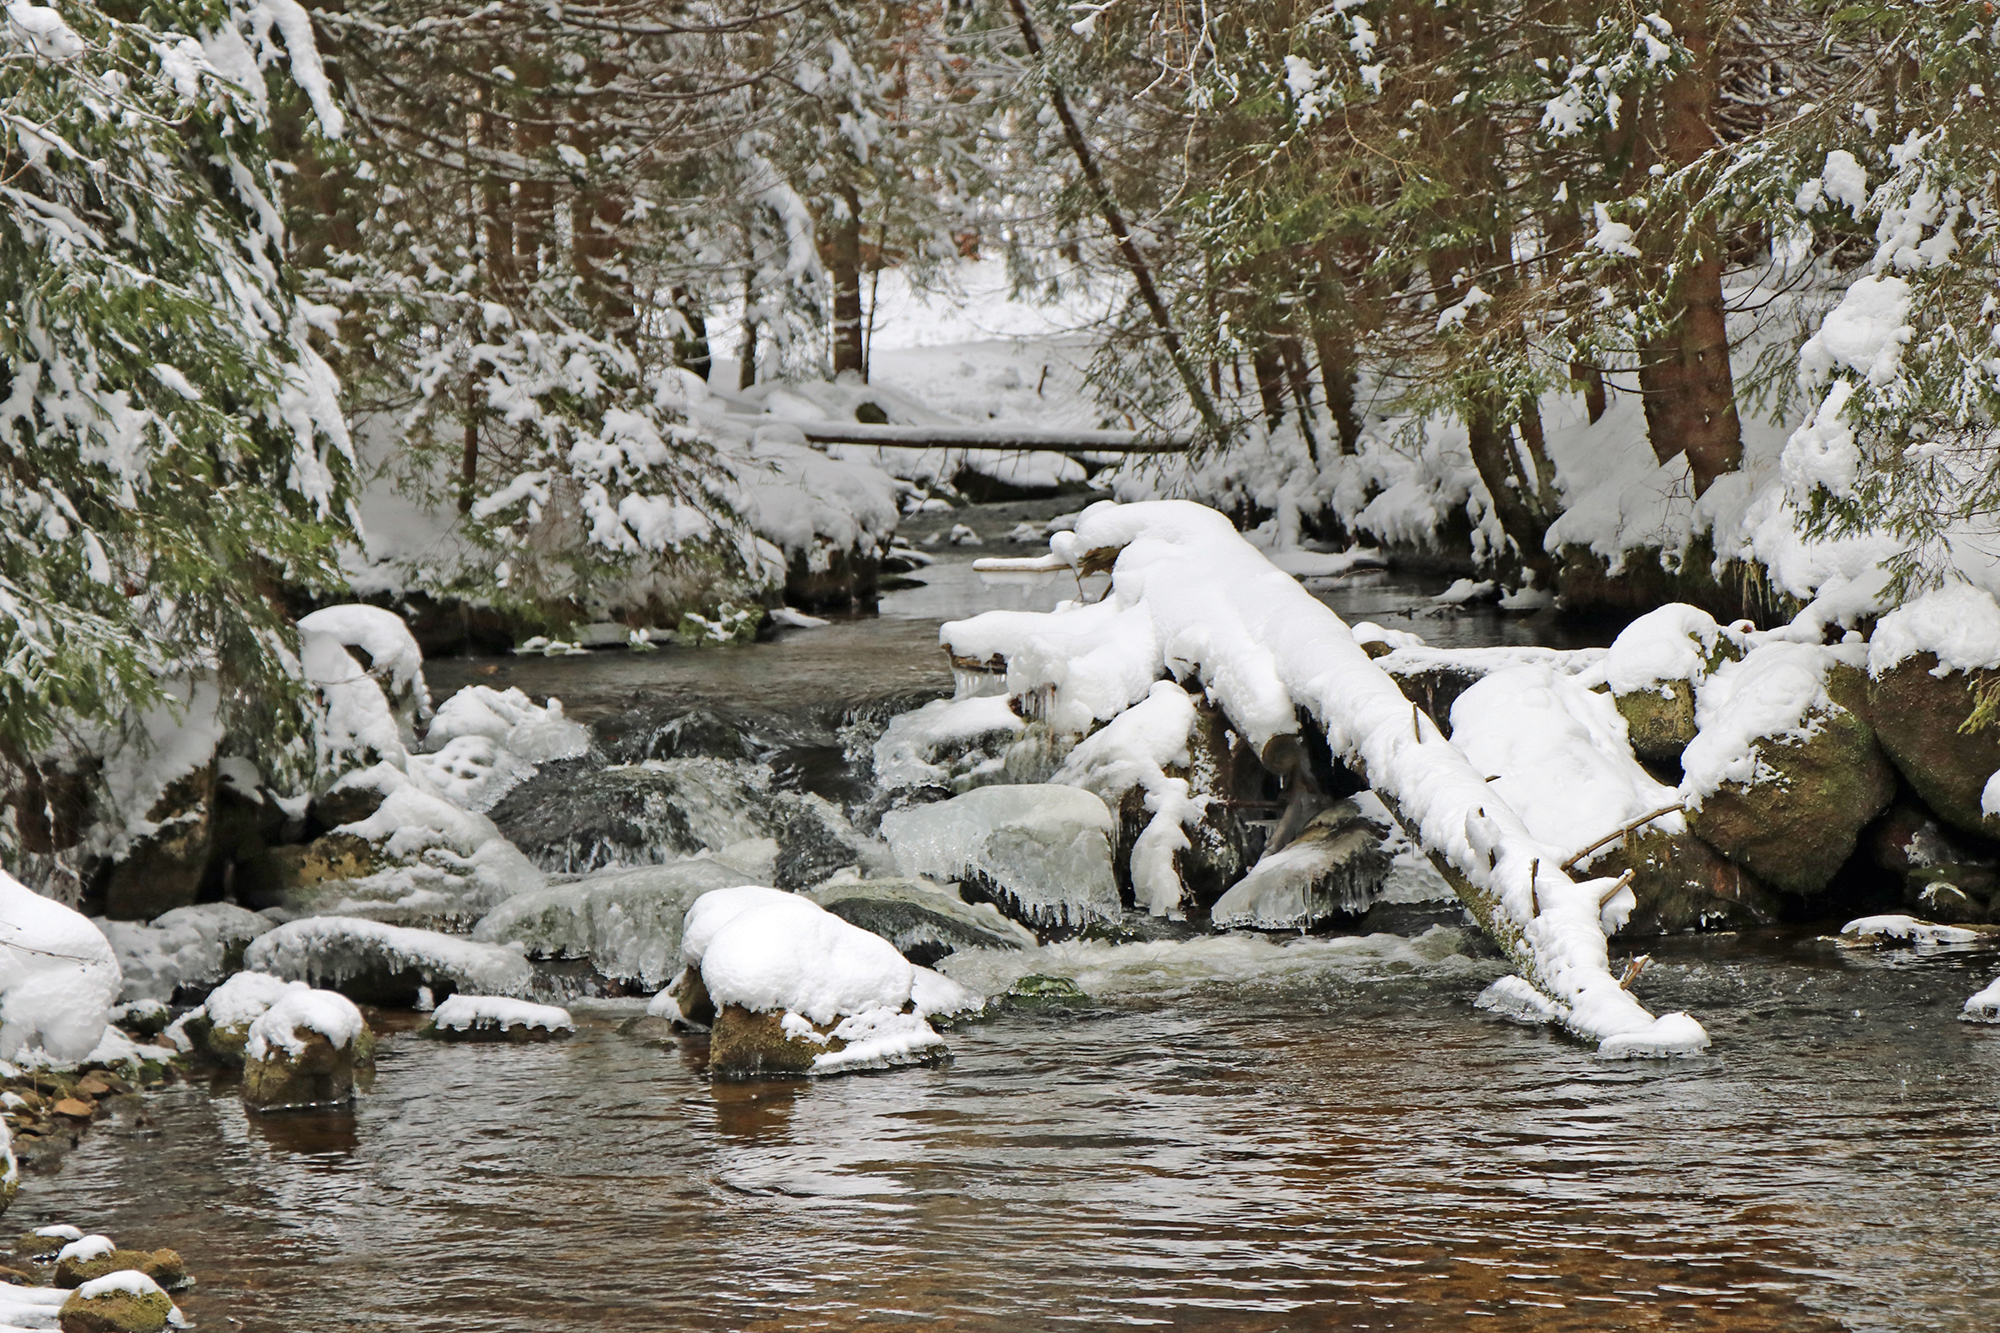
[1867,654,2000,840]
[1611,680,1698,767]
[57,1283,175,1333]
[708,1005,825,1078]
[243,1029,360,1112]
[57,1249,184,1291]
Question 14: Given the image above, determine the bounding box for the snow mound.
[880,784,1121,931]
[246,917,532,999]
[1679,641,1841,804]
[245,988,366,1060]
[425,685,589,765]
[470,858,757,988]
[0,870,120,1064]
[1867,583,2000,677]
[96,903,273,1003]
[1601,604,1727,694]
[431,994,574,1033]
[1449,665,1684,866]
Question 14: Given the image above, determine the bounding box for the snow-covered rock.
[486,757,863,886]
[0,871,120,1065]
[1962,976,2000,1023]
[1682,642,1893,894]
[243,988,371,1113]
[428,995,574,1041]
[95,904,273,1004]
[1865,585,2000,840]
[56,1269,182,1333]
[1836,914,1982,947]
[880,784,1121,933]
[872,694,1026,794]
[163,970,304,1066]
[412,686,590,813]
[245,917,532,1005]
[1209,803,1389,930]
[667,886,977,1077]
[468,858,759,990]
[1601,604,1739,764]
[805,876,1038,965]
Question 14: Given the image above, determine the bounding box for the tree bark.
[1252,343,1287,429]
[828,186,865,377]
[1634,0,1742,493]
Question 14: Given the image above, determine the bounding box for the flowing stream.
[21,500,2000,1331]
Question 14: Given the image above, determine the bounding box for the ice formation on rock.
[880,784,1121,932]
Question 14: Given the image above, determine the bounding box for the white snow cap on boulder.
[246,988,367,1061]
[673,885,977,1030]
[1601,604,1728,695]
[0,870,120,1064]
[1867,583,2000,677]
[297,604,428,712]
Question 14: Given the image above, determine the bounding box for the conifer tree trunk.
[1634,0,1742,493]
[828,187,865,377]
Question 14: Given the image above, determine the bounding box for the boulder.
[1209,803,1390,929]
[425,995,574,1042]
[17,1226,82,1259]
[171,971,308,1066]
[671,886,974,1078]
[58,1272,179,1333]
[1588,825,1782,934]
[99,765,216,921]
[1902,866,1995,925]
[55,1247,184,1292]
[1682,644,1895,895]
[1866,653,2000,840]
[486,757,863,886]
[95,903,275,1005]
[246,917,532,1007]
[805,877,1037,965]
[241,989,370,1112]
[880,784,1121,934]
[1611,680,1698,768]
[469,859,759,991]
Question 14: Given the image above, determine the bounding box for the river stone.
[1588,825,1780,932]
[1687,704,1896,895]
[805,877,1037,965]
[58,1280,176,1333]
[1209,803,1391,929]
[708,1004,823,1077]
[243,1028,361,1113]
[470,859,759,990]
[879,784,1121,935]
[1611,679,1697,768]
[266,833,387,900]
[99,764,216,920]
[1866,654,2000,839]
[486,757,862,885]
[56,1250,185,1292]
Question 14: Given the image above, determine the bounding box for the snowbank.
[941,500,1708,1056]
[0,871,120,1064]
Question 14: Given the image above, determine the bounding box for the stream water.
[20,504,2000,1331]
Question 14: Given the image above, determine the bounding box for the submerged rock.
[1209,803,1390,930]
[805,876,1037,965]
[241,989,371,1112]
[469,859,759,991]
[880,784,1121,934]
[57,1272,181,1333]
[426,995,574,1042]
[246,917,532,1006]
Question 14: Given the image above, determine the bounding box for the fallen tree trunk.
[940,500,1708,1057]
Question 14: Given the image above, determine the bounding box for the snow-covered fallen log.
[941,500,1708,1057]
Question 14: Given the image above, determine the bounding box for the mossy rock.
[1903,865,1995,924]
[708,1005,824,1078]
[266,832,391,895]
[655,966,715,1028]
[1612,679,1697,767]
[1866,654,2000,840]
[58,1282,175,1333]
[100,764,217,921]
[1688,705,1896,895]
[243,1030,360,1113]
[1583,825,1780,934]
[14,1230,70,1259]
[57,1249,185,1291]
